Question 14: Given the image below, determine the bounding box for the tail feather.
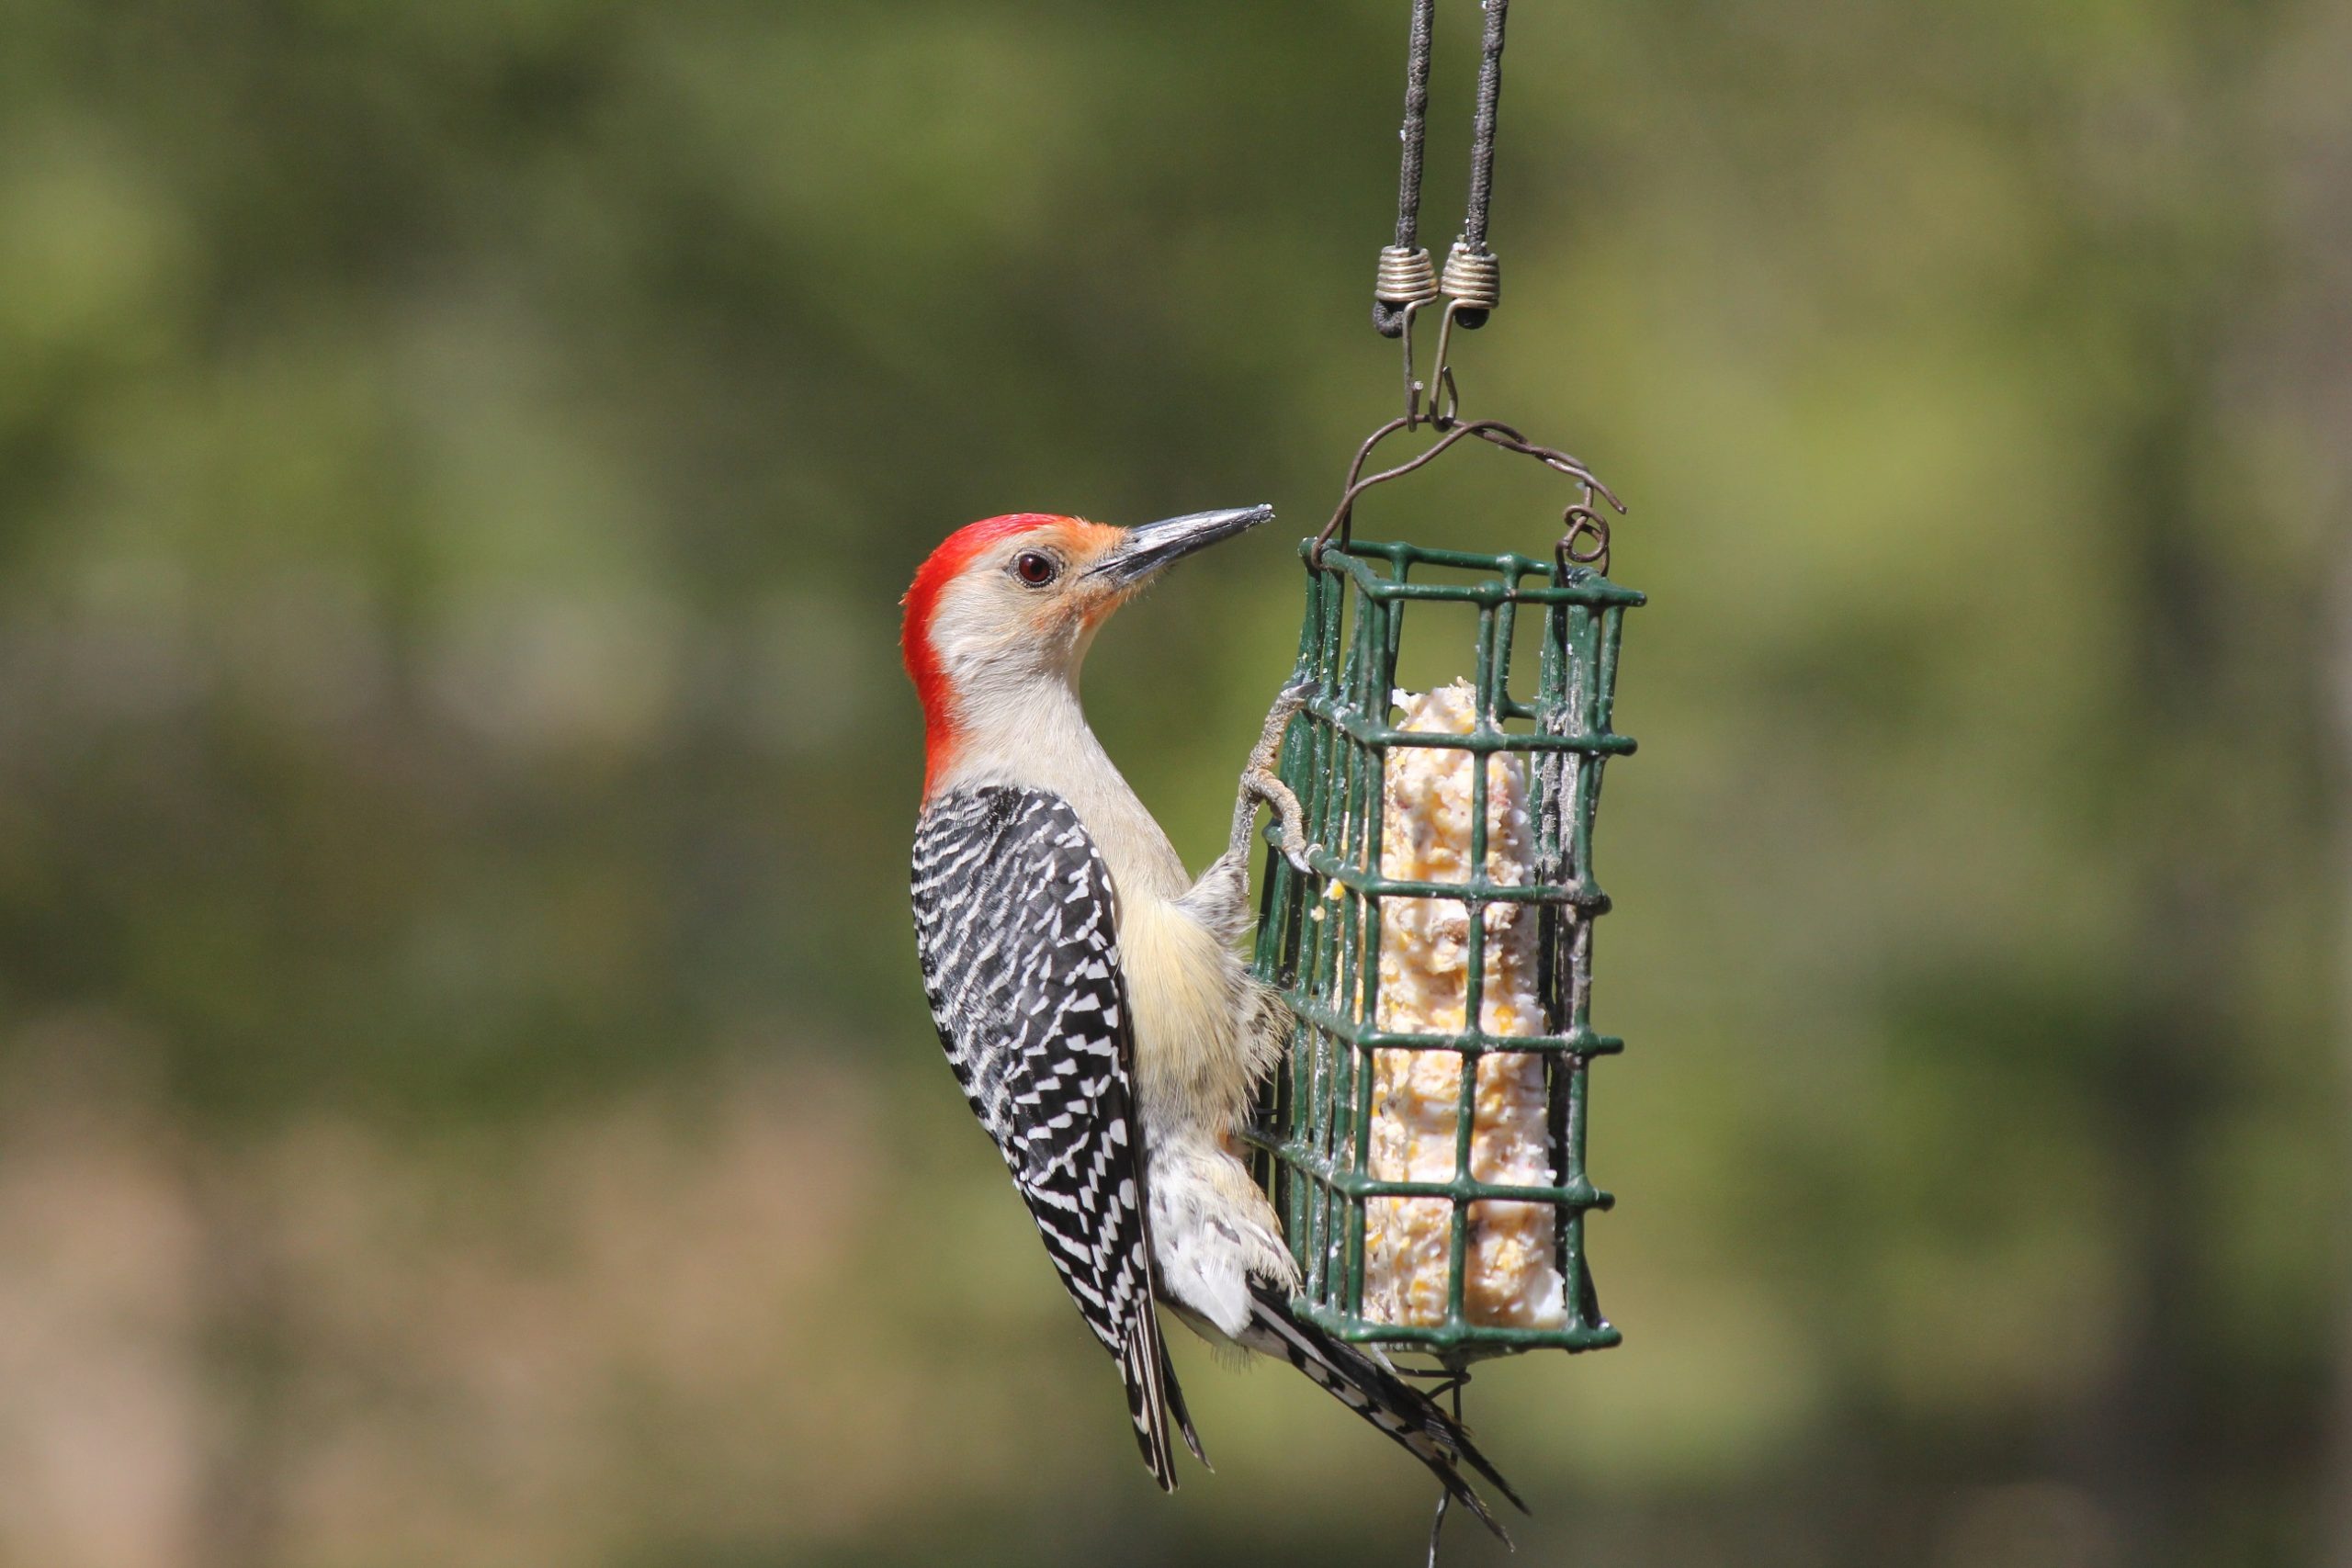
[1119,1312,1184,1491]
[1159,1329,1210,1469]
[1246,1283,1524,1541]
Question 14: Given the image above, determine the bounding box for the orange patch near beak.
[1071,521,1133,628]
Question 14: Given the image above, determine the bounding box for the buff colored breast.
[1118,894,1258,1131]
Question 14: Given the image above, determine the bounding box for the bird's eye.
[1013,551,1059,587]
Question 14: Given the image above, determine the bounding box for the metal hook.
[1398,298,1437,428]
[1421,1370,1470,1568]
[1425,298,1472,430]
[1558,500,1611,577]
[1397,296,1471,431]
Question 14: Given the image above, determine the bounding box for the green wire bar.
[1247,536,1642,1359]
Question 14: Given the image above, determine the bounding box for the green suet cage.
[1249,517,1641,1362]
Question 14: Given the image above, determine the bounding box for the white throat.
[941,665,1191,902]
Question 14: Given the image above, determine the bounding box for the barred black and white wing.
[910,784,1194,1489]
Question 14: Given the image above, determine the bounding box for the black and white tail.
[1247,1282,1526,1540]
[1118,1310,1208,1490]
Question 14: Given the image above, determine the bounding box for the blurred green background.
[2,1,2346,1565]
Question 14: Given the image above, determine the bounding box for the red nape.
[900,513,1069,795]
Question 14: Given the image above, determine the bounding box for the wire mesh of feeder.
[1247,526,1640,1360]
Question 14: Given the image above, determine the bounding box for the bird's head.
[900,505,1273,792]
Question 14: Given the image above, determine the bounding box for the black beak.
[1086,504,1275,587]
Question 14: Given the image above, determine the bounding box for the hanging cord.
[1372,0,1439,340]
[1370,0,1515,424]
[1444,0,1510,331]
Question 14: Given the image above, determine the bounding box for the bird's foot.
[1231,682,1313,875]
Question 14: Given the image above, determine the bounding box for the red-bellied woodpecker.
[903,507,1521,1533]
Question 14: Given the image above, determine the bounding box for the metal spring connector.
[1374,245,1441,307]
[1440,243,1500,310]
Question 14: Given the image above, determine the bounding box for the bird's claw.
[1232,682,1315,875]
[1249,772,1316,877]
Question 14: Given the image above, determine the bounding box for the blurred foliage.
[0,1,2347,1565]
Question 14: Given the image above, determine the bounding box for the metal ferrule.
[1441,243,1501,310]
[1374,245,1442,307]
